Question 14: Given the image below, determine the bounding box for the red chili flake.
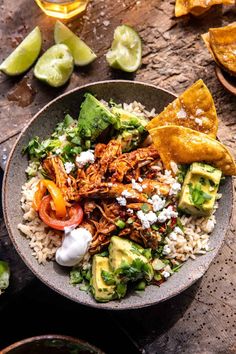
[119,211,126,218]
[170,218,177,228]
[159,226,166,233]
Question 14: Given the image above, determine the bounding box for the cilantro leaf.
[101,270,116,285]
[188,183,212,206]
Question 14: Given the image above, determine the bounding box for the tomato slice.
[39,195,83,231]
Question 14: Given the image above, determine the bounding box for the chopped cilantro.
[101,270,116,285]
[135,280,146,291]
[151,224,159,231]
[99,250,109,257]
[141,203,150,213]
[176,218,184,232]
[172,264,182,273]
[69,268,83,285]
[177,164,189,184]
[116,282,127,299]
[116,258,151,283]
[188,183,212,206]
[115,219,126,229]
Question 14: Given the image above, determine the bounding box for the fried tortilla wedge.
[175,0,235,17]
[149,125,236,176]
[202,23,236,76]
[147,79,218,138]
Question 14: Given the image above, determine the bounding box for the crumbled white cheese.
[55,148,62,155]
[76,150,95,168]
[64,162,75,174]
[121,190,133,198]
[116,196,127,206]
[138,177,143,182]
[163,245,171,255]
[151,195,166,212]
[174,226,184,235]
[127,208,134,214]
[169,231,177,241]
[137,210,158,229]
[162,270,171,278]
[132,179,143,192]
[59,135,67,142]
[176,108,187,119]
[164,170,172,177]
[196,108,204,116]
[169,182,181,196]
[195,118,203,126]
[157,206,178,223]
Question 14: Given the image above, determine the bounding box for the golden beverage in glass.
[34,0,90,19]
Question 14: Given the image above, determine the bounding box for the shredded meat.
[42,141,169,253]
[109,144,159,182]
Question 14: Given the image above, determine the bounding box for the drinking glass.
[34,0,90,19]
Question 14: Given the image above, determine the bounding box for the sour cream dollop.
[56,227,92,267]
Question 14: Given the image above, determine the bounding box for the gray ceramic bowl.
[3,80,233,310]
[1,334,103,354]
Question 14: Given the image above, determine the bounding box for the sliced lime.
[54,20,97,66]
[34,44,74,87]
[0,26,42,76]
[106,25,142,73]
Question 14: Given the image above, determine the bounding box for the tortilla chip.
[147,79,218,138]
[149,125,236,176]
[202,23,236,76]
[175,0,235,17]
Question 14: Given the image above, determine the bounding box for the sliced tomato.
[39,195,83,231]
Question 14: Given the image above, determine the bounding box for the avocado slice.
[78,93,117,142]
[178,162,222,216]
[109,236,154,282]
[112,107,149,152]
[91,255,117,302]
[112,107,149,129]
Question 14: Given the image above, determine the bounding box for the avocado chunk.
[178,162,222,216]
[78,93,117,142]
[112,107,149,152]
[109,236,154,282]
[91,255,117,302]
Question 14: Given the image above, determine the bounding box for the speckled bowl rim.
[2,80,234,311]
[0,334,104,353]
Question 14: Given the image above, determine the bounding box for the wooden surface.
[0,0,236,353]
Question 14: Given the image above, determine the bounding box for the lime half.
[106,25,142,73]
[54,20,97,66]
[34,44,74,87]
[0,26,42,76]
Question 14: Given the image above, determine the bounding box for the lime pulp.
[34,44,74,87]
[106,25,142,73]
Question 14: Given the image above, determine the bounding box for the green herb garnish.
[188,183,212,206]
[101,270,116,285]
[115,219,126,229]
[141,203,150,213]
[69,268,83,285]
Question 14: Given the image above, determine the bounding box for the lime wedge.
[0,26,42,76]
[54,20,97,66]
[106,25,142,73]
[34,44,74,87]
